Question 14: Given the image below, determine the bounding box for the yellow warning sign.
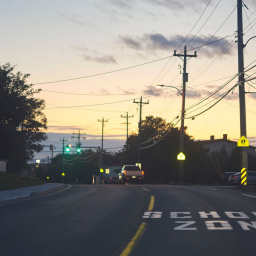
[241,168,247,186]
[177,152,186,160]
[100,168,104,173]
[237,136,249,147]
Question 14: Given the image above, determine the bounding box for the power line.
[176,0,212,51]
[186,0,222,47]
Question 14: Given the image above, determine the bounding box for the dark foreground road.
[1,184,256,256]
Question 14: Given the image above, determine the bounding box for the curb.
[0,184,71,206]
[30,184,69,197]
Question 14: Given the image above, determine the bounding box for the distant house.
[197,134,256,156]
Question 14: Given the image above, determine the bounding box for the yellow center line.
[148,195,154,212]
[142,188,150,191]
[119,222,147,256]
[119,195,155,256]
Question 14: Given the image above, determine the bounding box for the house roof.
[197,139,256,149]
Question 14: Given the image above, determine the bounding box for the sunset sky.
[1,0,256,161]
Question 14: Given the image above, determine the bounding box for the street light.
[157,84,182,96]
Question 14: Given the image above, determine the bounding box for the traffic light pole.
[174,46,197,183]
[237,0,248,173]
[60,138,68,183]
[98,118,108,184]
[133,96,149,163]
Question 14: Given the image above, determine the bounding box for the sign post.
[237,136,249,186]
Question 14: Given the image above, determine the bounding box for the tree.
[119,115,210,184]
[0,63,47,172]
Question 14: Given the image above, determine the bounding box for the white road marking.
[252,212,256,217]
[242,194,256,199]
[142,212,162,218]
[174,221,197,230]
[201,187,217,191]
[225,212,250,219]
[199,211,220,218]
[205,221,233,230]
[170,212,192,218]
[237,221,256,230]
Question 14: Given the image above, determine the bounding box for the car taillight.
[139,178,142,179]
[126,178,129,179]
[142,170,144,175]
[124,171,126,175]
[234,176,237,178]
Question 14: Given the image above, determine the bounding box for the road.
[1,184,256,256]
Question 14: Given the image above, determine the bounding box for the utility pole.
[237,0,248,173]
[121,112,134,141]
[71,130,86,151]
[98,118,108,183]
[60,138,68,184]
[174,46,197,183]
[133,96,149,163]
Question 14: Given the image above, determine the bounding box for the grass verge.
[0,172,46,191]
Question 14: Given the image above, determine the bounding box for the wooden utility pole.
[174,46,197,183]
[121,112,134,141]
[237,0,248,173]
[133,97,149,163]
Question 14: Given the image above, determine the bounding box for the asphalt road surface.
[1,184,256,256]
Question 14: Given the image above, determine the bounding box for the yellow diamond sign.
[177,152,185,160]
[237,136,249,147]
[100,168,104,173]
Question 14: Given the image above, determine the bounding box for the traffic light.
[50,144,53,150]
[65,145,70,152]
[77,148,81,153]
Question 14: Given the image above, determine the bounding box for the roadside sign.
[36,159,40,163]
[241,168,247,185]
[105,169,110,174]
[237,136,249,147]
[177,152,185,160]
[136,163,141,169]
[100,168,104,173]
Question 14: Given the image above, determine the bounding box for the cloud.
[71,45,117,64]
[116,86,137,95]
[100,89,110,95]
[107,0,209,12]
[119,35,142,50]
[109,0,133,9]
[186,90,201,99]
[119,33,234,57]
[143,0,209,11]
[83,54,117,64]
[58,12,96,28]
[248,92,256,100]
[143,85,163,96]
[47,126,86,131]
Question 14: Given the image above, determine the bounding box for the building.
[197,134,256,156]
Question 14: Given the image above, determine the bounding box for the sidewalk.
[0,183,67,203]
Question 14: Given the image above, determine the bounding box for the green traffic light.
[77,148,81,153]
[65,147,70,152]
